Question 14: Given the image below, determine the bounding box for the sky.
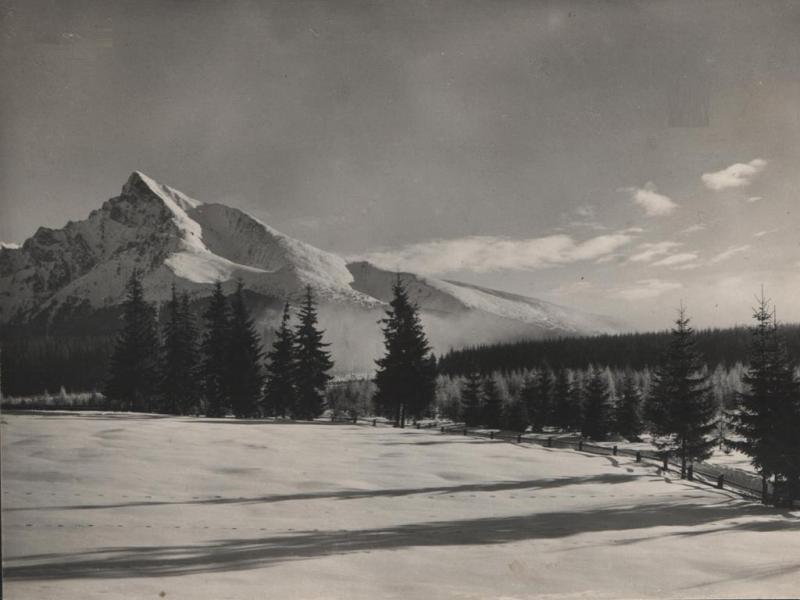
[1,0,799,330]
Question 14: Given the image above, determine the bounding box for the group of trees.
[104,273,332,419]
[262,292,334,420]
[444,365,642,441]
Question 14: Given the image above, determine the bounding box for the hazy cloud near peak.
[358,231,638,275]
[701,159,767,191]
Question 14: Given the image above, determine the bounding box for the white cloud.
[629,241,682,263]
[680,223,707,235]
[622,182,679,217]
[701,159,767,191]
[753,228,779,238]
[359,231,637,275]
[708,244,751,265]
[651,252,699,267]
[614,279,683,301]
[0,242,20,249]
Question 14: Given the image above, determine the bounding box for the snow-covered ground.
[2,412,798,599]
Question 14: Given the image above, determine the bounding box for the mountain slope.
[1,172,623,370]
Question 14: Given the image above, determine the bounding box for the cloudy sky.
[1,1,799,329]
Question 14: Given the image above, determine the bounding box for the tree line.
[437,322,800,375]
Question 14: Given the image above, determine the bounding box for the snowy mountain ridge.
[0,172,623,364]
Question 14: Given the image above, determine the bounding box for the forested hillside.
[437,324,800,375]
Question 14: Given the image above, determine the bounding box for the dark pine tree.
[373,277,437,428]
[159,285,200,414]
[293,286,333,420]
[503,397,529,433]
[524,366,552,431]
[460,371,484,427]
[647,306,718,478]
[263,302,297,418]
[105,271,160,412]
[482,375,503,429]
[730,293,800,506]
[615,371,643,441]
[582,367,611,441]
[227,282,265,418]
[552,366,573,431]
[200,282,231,417]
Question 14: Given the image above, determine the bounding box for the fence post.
[635,451,641,463]
[463,428,467,436]
[440,426,444,433]
[687,464,694,481]
[416,422,420,429]
[517,434,522,443]
[578,439,583,451]
[717,474,724,489]
[490,431,494,440]
[612,445,618,456]
[662,453,669,472]
[353,415,358,424]
[547,436,553,448]
[762,476,769,505]
[373,419,377,427]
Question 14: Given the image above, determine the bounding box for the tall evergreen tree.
[373,277,437,427]
[615,371,643,441]
[159,285,200,414]
[582,367,611,441]
[227,282,265,418]
[460,371,484,427]
[293,286,333,420]
[647,306,718,478]
[552,366,573,430]
[105,271,160,412]
[200,281,231,417]
[482,375,503,429]
[263,302,297,418]
[523,366,552,431]
[730,293,800,506]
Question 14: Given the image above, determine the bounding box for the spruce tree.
[227,282,265,418]
[159,285,200,414]
[373,277,437,427]
[582,367,610,441]
[482,375,503,429]
[460,371,484,427]
[615,371,643,441]
[105,271,160,412]
[551,366,573,431]
[293,286,333,420]
[200,281,231,417]
[503,397,529,433]
[523,366,552,431]
[263,302,297,418]
[648,306,718,478]
[730,293,800,506]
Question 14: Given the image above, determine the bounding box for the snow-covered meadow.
[2,412,798,599]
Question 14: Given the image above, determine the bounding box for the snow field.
[2,412,798,599]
